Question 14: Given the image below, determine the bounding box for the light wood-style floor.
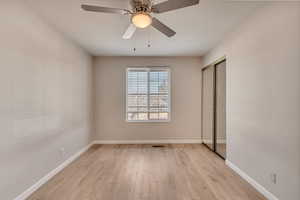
[28,144,266,200]
[216,143,226,159]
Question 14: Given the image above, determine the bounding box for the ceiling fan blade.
[152,0,200,13]
[81,4,130,15]
[122,24,137,39]
[151,18,176,37]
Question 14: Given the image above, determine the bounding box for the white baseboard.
[226,160,279,200]
[94,138,202,144]
[217,139,226,144]
[14,142,94,200]
[202,139,226,144]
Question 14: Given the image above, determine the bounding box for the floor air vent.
[152,145,165,148]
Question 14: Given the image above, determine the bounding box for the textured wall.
[0,1,93,199]
[203,3,300,200]
[93,56,202,141]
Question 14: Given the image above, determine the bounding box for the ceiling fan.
[81,0,200,39]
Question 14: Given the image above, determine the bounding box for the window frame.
[125,66,171,123]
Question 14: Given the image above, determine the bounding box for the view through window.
[126,67,170,122]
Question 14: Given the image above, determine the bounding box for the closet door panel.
[215,61,226,159]
[202,66,215,151]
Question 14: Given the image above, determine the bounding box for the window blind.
[126,67,170,122]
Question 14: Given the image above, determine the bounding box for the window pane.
[150,73,158,94]
[149,107,159,112]
[128,71,148,94]
[149,95,158,107]
[138,113,148,121]
[138,107,148,112]
[137,95,147,107]
[128,113,138,121]
[159,71,169,94]
[127,72,138,94]
[149,107,169,112]
[158,95,168,107]
[128,106,138,112]
[149,71,168,94]
[149,113,159,120]
[150,83,159,93]
[159,107,169,112]
[159,113,169,120]
[127,95,137,107]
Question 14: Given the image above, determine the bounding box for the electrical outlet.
[60,148,66,158]
[270,173,277,184]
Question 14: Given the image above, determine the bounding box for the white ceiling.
[26,0,265,56]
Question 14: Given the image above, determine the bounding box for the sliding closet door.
[202,66,215,151]
[215,60,226,159]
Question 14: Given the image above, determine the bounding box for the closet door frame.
[201,57,226,160]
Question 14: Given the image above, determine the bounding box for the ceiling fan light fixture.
[131,12,152,28]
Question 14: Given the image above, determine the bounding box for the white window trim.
[125,66,171,123]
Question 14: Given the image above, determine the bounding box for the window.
[126,67,170,122]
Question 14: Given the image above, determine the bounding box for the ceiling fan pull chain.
[147,28,151,48]
[133,35,137,52]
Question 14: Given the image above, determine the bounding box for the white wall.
[203,3,300,200]
[93,56,202,142]
[0,1,93,199]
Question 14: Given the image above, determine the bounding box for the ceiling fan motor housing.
[131,0,152,14]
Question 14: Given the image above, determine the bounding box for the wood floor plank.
[27,144,266,200]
